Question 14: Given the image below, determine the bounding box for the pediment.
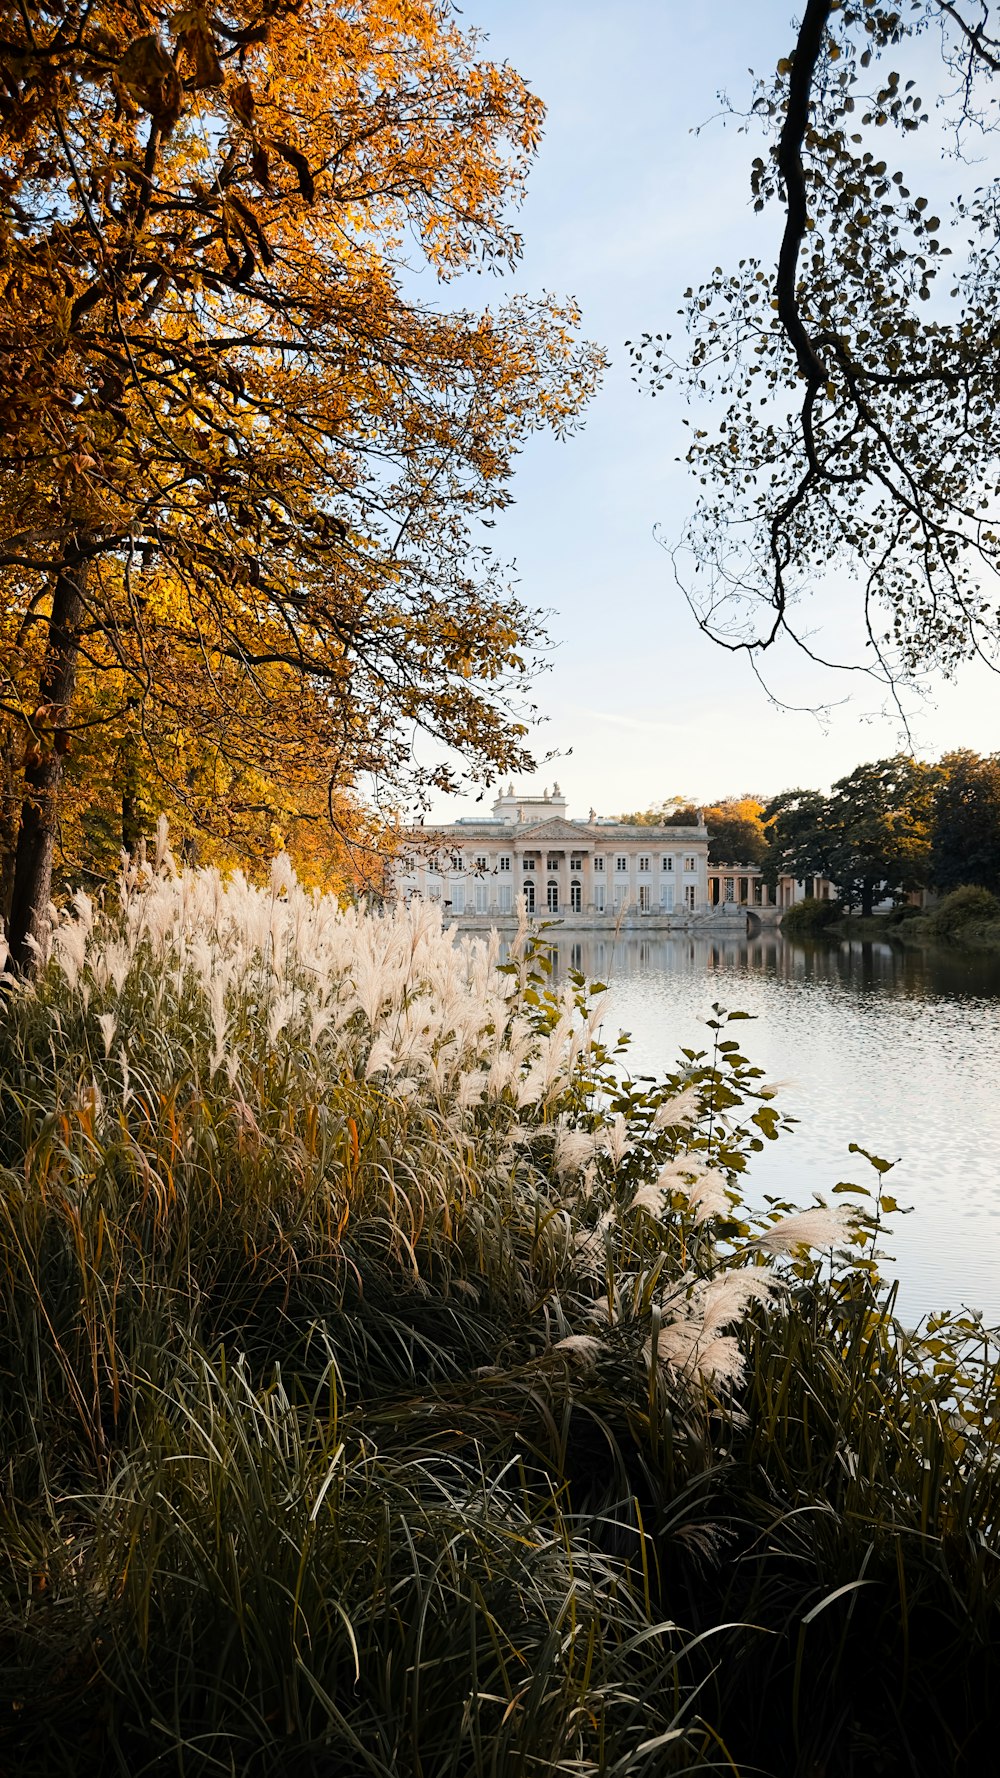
[518,818,593,842]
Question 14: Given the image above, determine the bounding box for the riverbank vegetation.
[631,751,1000,936]
[2,845,999,1776]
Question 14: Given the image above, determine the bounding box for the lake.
[539,930,1000,1326]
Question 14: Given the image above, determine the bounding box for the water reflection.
[503,929,1000,1323]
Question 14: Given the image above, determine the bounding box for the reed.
[1,840,997,1774]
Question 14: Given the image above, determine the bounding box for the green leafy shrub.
[925,883,1000,942]
[885,900,923,924]
[779,896,843,938]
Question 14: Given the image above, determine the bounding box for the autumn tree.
[631,1,1000,700]
[931,750,1000,895]
[0,1,602,971]
[702,796,768,866]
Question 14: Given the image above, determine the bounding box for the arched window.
[570,880,582,913]
[547,880,559,913]
[523,880,535,913]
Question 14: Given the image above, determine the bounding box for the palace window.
[683,855,696,873]
[594,883,606,912]
[570,880,582,913]
[724,877,735,902]
[593,855,605,872]
[498,883,513,913]
[523,881,535,913]
[615,856,628,874]
[498,855,511,871]
[547,881,559,913]
[522,856,535,871]
[474,855,487,873]
[474,882,488,913]
[660,882,674,910]
[662,856,673,872]
[638,855,650,873]
[452,855,465,872]
[684,884,696,910]
[570,855,583,871]
[546,854,560,871]
[639,884,651,912]
[450,883,465,914]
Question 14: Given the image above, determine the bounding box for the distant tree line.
[622,752,1000,917]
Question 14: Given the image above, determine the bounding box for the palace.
[393,784,720,926]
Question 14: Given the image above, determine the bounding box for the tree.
[631,1,1000,699]
[931,750,1000,895]
[618,800,700,825]
[0,1,602,971]
[766,755,936,915]
[762,787,836,889]
[702,797,769,866]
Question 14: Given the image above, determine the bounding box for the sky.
[421,0,1000,824]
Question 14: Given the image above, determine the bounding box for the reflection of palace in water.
[394,785,746,929]
[513,931,986,994]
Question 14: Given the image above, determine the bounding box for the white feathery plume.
[753,1204,854,1254]
[654,1084,701,1129]
[97,1012,117,1056]
[553,1333,604,1366]
[685,1168,731,1225]
[552,1124,597,1180]
[600,1113,632,1170]
[53,915,88,990]
[630,1178,668,1215]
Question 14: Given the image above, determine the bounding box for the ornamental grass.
[1,833,998,1775]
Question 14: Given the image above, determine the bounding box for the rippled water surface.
[540,931,1000,1324]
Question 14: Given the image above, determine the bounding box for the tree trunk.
[861,879,874,919]
[5,558,89,976]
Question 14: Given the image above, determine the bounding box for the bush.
[779,896,843,938]
[1,841,999,1775]
[885,900,923,924]
[926,883,1000,942]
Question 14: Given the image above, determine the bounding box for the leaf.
[230,80,256,127]
[848,1142,895,1175]
[116,35,183,135]
[251,141,274,195]
[174,7,224,89]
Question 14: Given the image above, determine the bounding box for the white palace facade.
[393,785,725,928]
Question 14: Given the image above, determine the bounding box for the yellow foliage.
[0,1,603,925]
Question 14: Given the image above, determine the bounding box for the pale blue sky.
[424,0,999,821]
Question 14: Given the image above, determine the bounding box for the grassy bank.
[784,887,1000,951]
[2,846,999,1775]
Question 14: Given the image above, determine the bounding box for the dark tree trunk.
[6,558,89,976]
[861,879,875,919]
[0,722,20,926]
[120,731,142,859]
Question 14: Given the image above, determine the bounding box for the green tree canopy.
[931,751,1000,896]
[766,755,936,915]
